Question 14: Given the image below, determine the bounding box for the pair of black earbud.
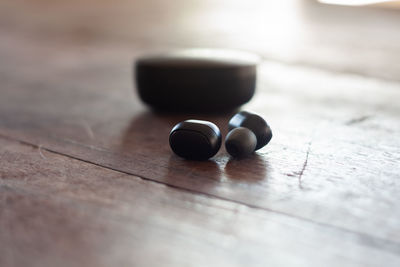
[169,111,272,160]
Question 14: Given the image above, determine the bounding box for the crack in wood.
[2,133,400,253]
[346,115,372,125]
[298,140,312,185]
[286,140,312,187]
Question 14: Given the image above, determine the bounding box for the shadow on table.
[118,109,234,156]
[118,110,269,191]
[223,153,269,182]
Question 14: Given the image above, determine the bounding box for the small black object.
[228,111,272,150]
[225,127,257,158]
[135,49,260,112]
[169,120,222,160]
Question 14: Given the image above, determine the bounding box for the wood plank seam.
[2,133,400,255]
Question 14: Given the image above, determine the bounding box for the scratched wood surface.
[1,0,400,266]
[3,137,400,267]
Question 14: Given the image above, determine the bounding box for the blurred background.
[1,0,399,81]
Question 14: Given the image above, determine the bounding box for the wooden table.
[1,1,400,266]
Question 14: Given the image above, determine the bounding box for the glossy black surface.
[135,49,259,112]
[225,127,257,158]
[228,111,272,150]
[169,120,222,160]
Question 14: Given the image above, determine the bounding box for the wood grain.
[1,137,400,267]
[1,31,400,244]
[1,1,400,266]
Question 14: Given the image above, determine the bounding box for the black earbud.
[225,127,257,158]
[169,112,271,160]
[169,120,222,160]
[225,111,272,157]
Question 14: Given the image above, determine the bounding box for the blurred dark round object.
[135,49,260,112]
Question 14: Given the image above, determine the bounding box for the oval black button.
[169,120,222,160]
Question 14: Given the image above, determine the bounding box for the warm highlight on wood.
[1,0,400,266]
